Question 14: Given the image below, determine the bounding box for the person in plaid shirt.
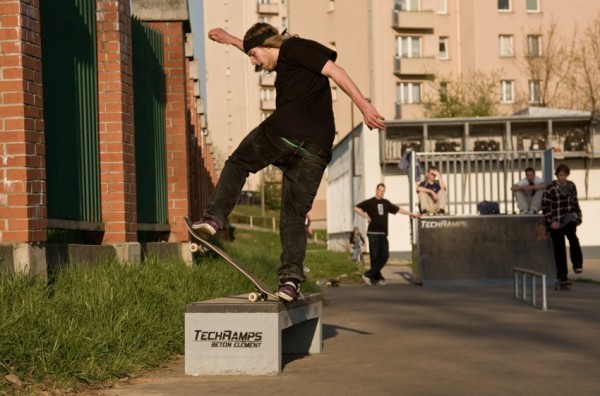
[542,164,583,283]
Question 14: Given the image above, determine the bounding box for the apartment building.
[202,0,599,225]
[202,0,289,192]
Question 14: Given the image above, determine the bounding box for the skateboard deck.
[183,216,278,302]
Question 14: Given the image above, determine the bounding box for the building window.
[499,35,514,57]
[398,36,421,58]
[527,35,542,57]
[397,82,421,104]
[258,16,271,24]
[526,0,540,12]
[439,36,449,59]
[395,0,420,11]
[261,111,273,121]
[500,80,514,103]
[529,80,541,103]
[328,0,335,12]
[331,86,338,101]
[260,88,275,101]
[498,0,510,11]
[437,0,447,13]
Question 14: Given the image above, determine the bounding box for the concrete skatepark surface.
[98,260,600,396]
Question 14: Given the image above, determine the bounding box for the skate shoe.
[192,218,220,238]
[276,281,299,302]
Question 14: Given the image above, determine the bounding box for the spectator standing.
[355,183,420,286]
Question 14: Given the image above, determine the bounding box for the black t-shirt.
[356,198,399,235]
[261,37,337,148]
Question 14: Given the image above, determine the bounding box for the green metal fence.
[41,0,101,223]
[131,18,168,224]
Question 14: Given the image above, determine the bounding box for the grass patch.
[0,228,360,393]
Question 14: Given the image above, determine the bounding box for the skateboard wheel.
[248,292,259,302]
[190,243,199,253]
[259,293,268,301]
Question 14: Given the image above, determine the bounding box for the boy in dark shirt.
[194,23,385,301]
[355,184,420,285]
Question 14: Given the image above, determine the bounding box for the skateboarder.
[542,164,583,288]
[354,183,420,285]
[194,23,385,302]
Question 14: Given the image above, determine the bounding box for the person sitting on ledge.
[511,167,545,214]
[417,166,447,215]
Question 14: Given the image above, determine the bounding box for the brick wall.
[96,0,137,242]
[0,0,217,246]
[0,0,46,243]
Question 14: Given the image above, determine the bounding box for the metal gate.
[41,0,101,224]
[131,18,168,225]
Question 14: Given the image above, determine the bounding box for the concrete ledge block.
[185,293,323,375]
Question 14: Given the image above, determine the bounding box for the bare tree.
[569,14,600,111]
[519,21,573,108]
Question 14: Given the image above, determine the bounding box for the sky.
[188,1,207,103]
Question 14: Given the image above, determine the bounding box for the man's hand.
[359,101,386,131]
[207,28,244,51]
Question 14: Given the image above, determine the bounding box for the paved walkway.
[98,260,600,396]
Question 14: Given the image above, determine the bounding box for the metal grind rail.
[514,268,548,311]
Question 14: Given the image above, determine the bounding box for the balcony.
[394,102,422,120]
[261,99,276,111]
[257,2,279,15]
[393,56,435,77]
[392,10,434,32]
[260,73,276,86]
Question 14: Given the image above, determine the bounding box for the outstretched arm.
[208,28,244,52]
[321,60,385,130]
[398,207,421,219]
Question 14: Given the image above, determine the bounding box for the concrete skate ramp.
[417,215,555,286]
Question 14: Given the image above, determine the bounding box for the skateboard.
[183,216,279,302]
[554,280,572,290]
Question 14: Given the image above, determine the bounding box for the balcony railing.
[257,2,279,14]
[392,9,434,31]
[393,55,435,76]
[259,73,276,86]
[261,99,276,111]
